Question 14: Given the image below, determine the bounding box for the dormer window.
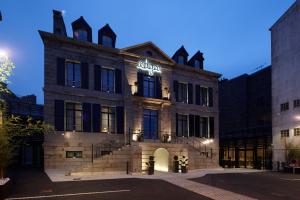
[74,29,88,41]
[146,51,153,57]
[178,56,184,64]
[102,35,113,48]
[194,60,200,69]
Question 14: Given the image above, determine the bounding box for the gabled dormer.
[53,10,67,36]
[98,24,116,48]
[188,51,204,69]
[172,46,189,65]
[71,16,92,42]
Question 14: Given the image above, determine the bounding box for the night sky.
[0,0,295,103]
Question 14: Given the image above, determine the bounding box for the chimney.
[53,10,67,36]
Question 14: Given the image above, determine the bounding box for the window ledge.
[131,95,171,106]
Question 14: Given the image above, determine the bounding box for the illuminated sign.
[137,59,161,76]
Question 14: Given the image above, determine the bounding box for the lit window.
[101,68,115,93]
[101,106,116,133]
[178,56,184,64]
[177,114,188,137]
[294,128,300,136]
[143,75,155,98]
[102,35,113,48]
[66,102,82,131]
[281,129,289,138]
[280,102,289,112]
[74,29,88,41]
[178,83,188,103]
[66,151,82,158]
[294,99,300,108]
[66,61,81,88]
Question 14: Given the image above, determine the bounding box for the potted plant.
[146,156,155,175]
[180,156,188,173]
[173,155,179,173]
[137,132,144,142]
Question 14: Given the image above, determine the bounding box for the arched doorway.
[154,148,169,172]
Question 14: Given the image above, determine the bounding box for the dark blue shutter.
[195,85,200,105]
[56,58,65,86]
[175,113,178,137]
[195,115,200,137]
[137,72,144,96]
[155,76,162,99]
[94,65,101,91]
[188,83,193,104]
[189,115,194,137]
[209,117,214,138]
[174,80,178,101]
[116,106,124,134]
[209,87,213,107]
[115,68,122,94]
[92,104,100,132]
[82,103,91,132]
[81,62,89,89]
[54,100,64,131]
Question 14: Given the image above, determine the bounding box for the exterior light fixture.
[202,139,213,145]
[131,82,138,95]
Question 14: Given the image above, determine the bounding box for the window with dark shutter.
[174,80,178,101]
[175,113,178,137]
[189,115,195,137]
[195,85,200,105]
[94,65,101,91]
[54,100,64,131]
[81,62,89,89]
[155,76,162,99]
[137,72,144,96]
[188,83,193,104]
[116,106,124,134]
[92,104,100,132]
[208,87,213,107]
[209,117,214,138]
[194,115,200,137]
[82,103,91,132]
[115,68,122,94]
[57,58,65,86]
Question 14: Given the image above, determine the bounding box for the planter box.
[0,178,11,200]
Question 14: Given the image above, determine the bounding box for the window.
[178,82,188,103]
[143,109,158,139]
[146,51,153,57]
[177,114,188,137]
[102,35,113,48]
[280,102,289,112]
[66,61,81,88]
[101,106,116,133]
[66,103,82,131]
[294,99,300,108]
[74,29,88,41]
[200,117,208,138]
[101,68,115,93]
[178,56,184,64]
[200,87,209,106]
[194,60,200,69]
[143,75,155,98]
[281,129,289,138]
[294,128,300,136]
[66,151,82,158]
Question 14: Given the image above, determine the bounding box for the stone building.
[271,1,300,169]
[40,10,221,173]
[219,66,272,169]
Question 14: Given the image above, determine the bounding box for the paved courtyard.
[192,172,300,200]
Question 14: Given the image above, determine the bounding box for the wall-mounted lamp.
[131,82,138,95]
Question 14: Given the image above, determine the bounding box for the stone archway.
[153,148,169,172]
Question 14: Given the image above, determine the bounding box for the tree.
[0,51,15,94]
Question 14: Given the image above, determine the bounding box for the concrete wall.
[271,2,300,166]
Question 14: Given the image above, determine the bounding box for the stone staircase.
[71,145,131,174]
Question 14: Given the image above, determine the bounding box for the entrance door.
[143,109,158,139]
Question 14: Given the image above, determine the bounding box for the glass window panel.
[178,56,184,64]
[103,35,113,47]
[66,103,82,131]
[101,68,115,93]
[75,29,88,41]
[143,76,155,98]
[66,62,81,88]
[178,83,188,103]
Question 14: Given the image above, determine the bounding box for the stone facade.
[271,1,300,168]
[40,11,221,173]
